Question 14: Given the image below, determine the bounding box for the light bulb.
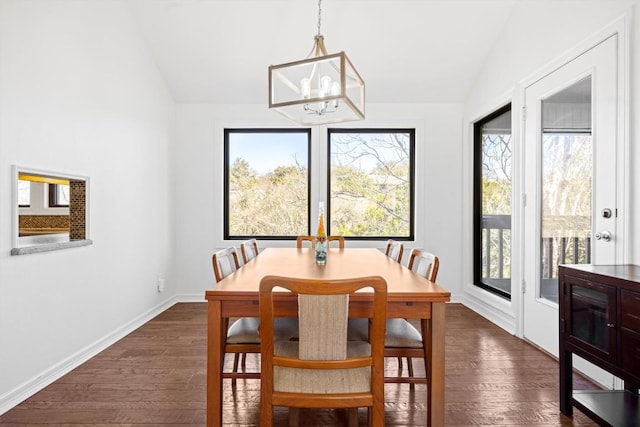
[321,76,331,97]
[301,78,311,99]
[331,81,340,96]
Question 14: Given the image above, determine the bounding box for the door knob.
[594,231,612,242]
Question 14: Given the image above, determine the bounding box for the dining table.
[205,247,451,426]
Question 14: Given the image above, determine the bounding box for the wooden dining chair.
[387,249,439,388]
[212,247,260,386]
[327,235,345,248]
[296,235,315,248]
[240,238,259,264]
[259,275,387,427]
[385,239,404,263]
[349,248,439,390]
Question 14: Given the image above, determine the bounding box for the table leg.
[207,300,223,426]
[425,302,446,427]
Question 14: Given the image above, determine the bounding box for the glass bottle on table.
[315,202,327,265]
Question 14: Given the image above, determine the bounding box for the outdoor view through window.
[328,129,414,239]
[224,128,414,240]
[224,129,310,239]
[475,105,512,299]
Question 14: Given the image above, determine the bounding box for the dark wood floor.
[0,303,599,426]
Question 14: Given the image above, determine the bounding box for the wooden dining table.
[205,247,451,426]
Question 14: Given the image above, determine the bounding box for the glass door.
[539,77,593,304]
[523,35,619,357]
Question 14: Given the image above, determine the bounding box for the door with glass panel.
[523,35,620,356]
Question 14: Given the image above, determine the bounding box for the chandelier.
[268,0,365,126]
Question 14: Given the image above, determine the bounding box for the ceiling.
[125,0,518,104]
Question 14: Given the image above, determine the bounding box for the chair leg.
[348,408,358,427]
[231,353,240,387]
[260,401,273,427]
[407,357,415,391]
[241,352,247,371]
[396,356,403,370]
[288,408,300,426]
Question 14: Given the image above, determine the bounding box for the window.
[473,104,512,299]
[18,180,30,207]
[48,183,70,207]
[224,129,311,239]
[328,129,415,240]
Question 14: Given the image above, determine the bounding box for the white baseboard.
[460,292,517,335]
[176,293,206,302]
[0,295,178,416]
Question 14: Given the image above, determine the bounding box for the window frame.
[327,128,416,241]
[48,183,70,208]
[473,103,512,300]
[223,128,312,240]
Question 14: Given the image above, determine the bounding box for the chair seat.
[273,340,372,394]
[227,317,299,344]
[348,318,423,348]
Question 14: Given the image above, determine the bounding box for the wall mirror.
[12,166,92,255]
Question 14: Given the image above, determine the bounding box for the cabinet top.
[559,264,640,284]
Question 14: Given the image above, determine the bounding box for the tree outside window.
[328,129,414,239]
[224,129,310,239]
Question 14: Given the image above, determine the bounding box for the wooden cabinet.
[559,264,640,426]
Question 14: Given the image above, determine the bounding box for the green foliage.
[228,159,308,236]
[228,132,413,238]
[330,133,412,237]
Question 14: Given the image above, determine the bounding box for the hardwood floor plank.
[0,303,599,426]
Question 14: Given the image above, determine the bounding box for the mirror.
[12,166,92,255]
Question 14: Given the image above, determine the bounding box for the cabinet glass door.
[569,281,616,359]
[571,285,608,350]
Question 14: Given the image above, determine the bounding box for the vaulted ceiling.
[125,0,518,104]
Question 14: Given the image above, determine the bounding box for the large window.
[328,129,415,240]
[473,104,512,299]
[224,129,311,239]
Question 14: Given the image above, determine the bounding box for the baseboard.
[461,292,517,335]
[176,293,206,302]
[0,295,178,416]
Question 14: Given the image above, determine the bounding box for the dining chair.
[259,275,387,427]
[240,238,259,264]
[212,247,260,386]
[385,239,404,263]
[348,248,439,390]
[327,235,345,248]
[296,235,315,248]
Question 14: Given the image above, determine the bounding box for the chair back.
[327,235,345,249]
[259,275,387,415]
[299,293,349,360]
[240,238,259,264]
[385,239,404,263]
[408,249,439,282]
[296,235,316,248]
[212,247,240,282]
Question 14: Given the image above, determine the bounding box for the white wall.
[0,0,175,412]
[462,0,638,331]
[173,103,464,299]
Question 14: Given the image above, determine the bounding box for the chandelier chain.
[316,0,322,36]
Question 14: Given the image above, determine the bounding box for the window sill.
[11,239,93,256]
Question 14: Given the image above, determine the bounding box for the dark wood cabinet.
[559,264,640,426]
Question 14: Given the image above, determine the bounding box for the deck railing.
[481,214,591,296]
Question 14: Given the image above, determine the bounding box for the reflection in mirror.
[12,166,91,255]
